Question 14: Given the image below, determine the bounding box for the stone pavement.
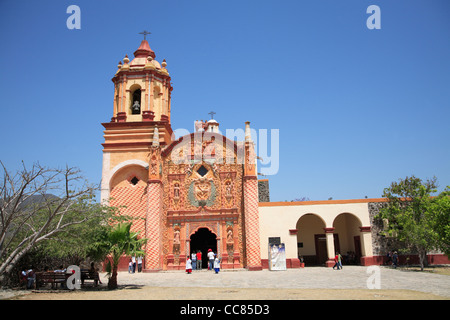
[116,266,450,298]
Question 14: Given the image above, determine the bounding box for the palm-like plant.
[104,222,146,290]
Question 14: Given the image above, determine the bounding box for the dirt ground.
[5,266,450,300]
[11,287,447,300]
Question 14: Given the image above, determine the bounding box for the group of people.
[185,249,221,274]
[21,265,71,289]
[20,262,102,289]
[128,256,143,273]
[385,251,399,268]
[332,252,343,270]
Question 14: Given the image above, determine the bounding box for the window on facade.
[197,165,208,177]
[130,177,139,185]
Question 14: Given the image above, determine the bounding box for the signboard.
[268,237,281,246]
[268,243,286,271]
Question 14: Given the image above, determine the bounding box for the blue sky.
[0,0,449,202]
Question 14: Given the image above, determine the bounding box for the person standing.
[131,255,136,273]
[196,250,202,270]
[186,256,192,274]
[337,252,343,269]
[137,256,143,273]
[207,249,215,271]
[332,253,339,270]
[191,252,197,271]
[214,255,221,274]
[392,251,399,269]
[386,251,392,266]
[128,259,133,273]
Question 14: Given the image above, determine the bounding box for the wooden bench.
[80,269,99,286]
[35,272,68,290]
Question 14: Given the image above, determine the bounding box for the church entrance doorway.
[190,228,217,268]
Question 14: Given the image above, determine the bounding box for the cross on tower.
[139,30,151,40]
[208,111,216,119]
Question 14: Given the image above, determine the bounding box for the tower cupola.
[111,36,172,124]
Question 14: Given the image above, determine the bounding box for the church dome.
[129,40,162,70]
[134,40,155,59]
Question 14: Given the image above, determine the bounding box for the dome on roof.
[129,40,162,69]
[208,119,218,124]
[134,40,155,59]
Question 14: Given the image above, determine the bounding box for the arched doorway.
[296,214,327,265]
[190,228,217,267]
[333,213,362,265]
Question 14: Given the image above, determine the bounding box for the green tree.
[33,202,123,263]
[0,162,105,285]
[378,176,450,270]
[427,188,450,257]
[101,222,147,290]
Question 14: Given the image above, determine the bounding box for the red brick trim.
[259,198,389,207]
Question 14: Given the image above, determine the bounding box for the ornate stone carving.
[161,132,246,269]
[188,178,216,207]
[226,227,233,244]
[173,225,181,256]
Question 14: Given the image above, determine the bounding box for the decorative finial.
[208,111,216,120]
[152,125,160,147]
[245,121,251,142]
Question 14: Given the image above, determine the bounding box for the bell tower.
[100,35,174,271]
[112,38,172,123]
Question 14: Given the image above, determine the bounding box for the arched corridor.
[333,213,363,265]
[296,214,327,265]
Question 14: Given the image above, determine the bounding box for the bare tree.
[0,161,100,284]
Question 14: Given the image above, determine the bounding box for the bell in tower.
[111,32,172,124]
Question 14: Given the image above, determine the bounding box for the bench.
[35,272,68,290]
[80,269,99,286]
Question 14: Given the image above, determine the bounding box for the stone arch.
[296,213,327,265]
[129,84,142,115]
[108,159,148,190]
[332,212,363,265]
[110,164,148,190]
[106,160,149,235]
[189,225,218,239]
[101,159,149,204]
[189,227,218,267]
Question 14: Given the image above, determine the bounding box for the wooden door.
[314,234,327,265]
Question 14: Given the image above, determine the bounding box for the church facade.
[100,39,261,271]
[101,40,449,271]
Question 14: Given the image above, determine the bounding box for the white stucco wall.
[258,201,373,261]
